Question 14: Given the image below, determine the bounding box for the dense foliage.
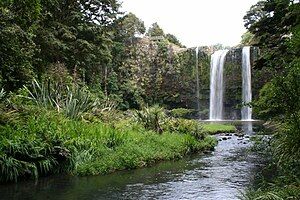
[0,0,219,183]
[0,0,200,110]
[0,90,222,182]
[243,0,300,199]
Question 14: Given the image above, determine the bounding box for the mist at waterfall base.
[207,47,253,121]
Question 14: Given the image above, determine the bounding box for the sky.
[120,0,259,47]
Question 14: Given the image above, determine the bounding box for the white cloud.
[121,0,259,47]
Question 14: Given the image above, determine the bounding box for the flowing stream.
[0,122,265,200]
[209,50,229,120]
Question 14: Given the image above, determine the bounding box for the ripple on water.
[0,123,266,200]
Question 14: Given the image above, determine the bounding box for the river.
[0,122,265,200]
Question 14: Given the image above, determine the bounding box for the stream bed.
[0,122,265,200]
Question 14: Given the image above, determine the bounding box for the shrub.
[133,105,166,133]
[0,102,218,182]
[23,79,95,119]
[0,111,74,182]
[169,108,196,118]
[164,118,205,140]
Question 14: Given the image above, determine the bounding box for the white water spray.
[241,46,252,120]
[195,47,200,113]
[209,50,229,120]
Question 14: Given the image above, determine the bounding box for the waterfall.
[241,46,252,120]
[195,47,200,113]
[209,50,229,120]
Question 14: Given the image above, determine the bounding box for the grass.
[0,106,218,182]
[242,186,300,200]
[202,123,236,134]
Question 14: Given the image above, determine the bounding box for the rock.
[225,133,232,136]
[222,137,228,140]
[245,135,250,138]
[202,174,209,178]
[235,133,245,137]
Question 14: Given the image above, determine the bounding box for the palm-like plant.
[133,105,166,133]
[24,79,95,119]
[62,86,93,119]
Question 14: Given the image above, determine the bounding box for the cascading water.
[209,50,229,120]
[195,47,200,113]
[241,46,252,120]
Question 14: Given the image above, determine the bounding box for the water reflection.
[242,122,253,135]
[0,122,265,200]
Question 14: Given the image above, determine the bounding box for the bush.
[0,105,218,182]
[133,105,166,133]
[164,118,205,140]
[169,108,196,118]
[0,110,74,182]
[23,79,96,119]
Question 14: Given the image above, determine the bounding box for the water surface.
[0,122,264,200]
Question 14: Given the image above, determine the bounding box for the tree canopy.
[244,2,300,197]
[147,22,165,37]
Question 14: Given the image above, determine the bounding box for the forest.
[0,0,299,199]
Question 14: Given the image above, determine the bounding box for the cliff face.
[124,38,269,119]
[122,37,198,109]
[197,47,272,119]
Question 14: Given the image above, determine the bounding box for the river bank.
[0,105,237,183]
[0,122,263,200]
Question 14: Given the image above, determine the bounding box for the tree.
[244,0,299,70]
[166,33,184,47]
[244,1,300,197]
[0,0,121,91]
[34,0,120,85]
[240,31,256,45]
[120,13,146,38]
[0,0,40,91]
[147,22,164,37]
[245,0,300,128]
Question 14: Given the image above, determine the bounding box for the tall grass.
[0,110,75,182]
[0,106,217,183]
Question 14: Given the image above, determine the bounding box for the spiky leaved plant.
[0,88,5,100]
[133,105,166,133]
